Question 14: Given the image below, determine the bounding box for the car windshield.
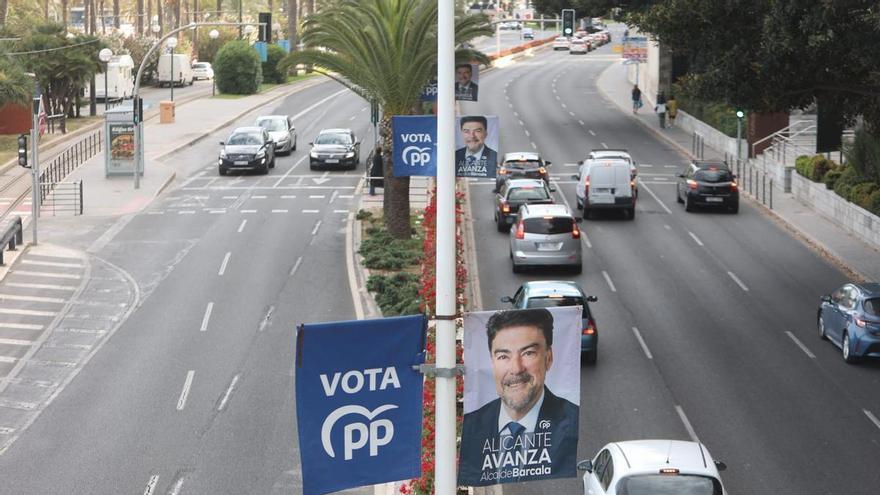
[258,118,287,132]
[505,160,541,170]
[695,168,733,183]
[618,474,722,495]
[227,133,262,146]
[193,63,207,69]
[508,187,549,201]
[316,133,351,145]
[864,298,879,316]
[523,217,572,235]
[526,296,590,318]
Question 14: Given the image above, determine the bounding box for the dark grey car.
[494,178,553,232]
[309,128,360,170]
[218,126,276,175]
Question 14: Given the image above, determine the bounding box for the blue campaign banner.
[254,41,268,62]
[393,115,438,177]
[276,39,291,53]
[419,79,438,101]
[296,315,426,495]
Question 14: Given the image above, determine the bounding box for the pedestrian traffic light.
[17,134,28,168]
[259,12,272,43]
[562,9,576,37]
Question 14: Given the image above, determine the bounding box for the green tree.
[261,43,286,84]
[280,0,492,239]
[214,39,262,94]
[0,55,32,108]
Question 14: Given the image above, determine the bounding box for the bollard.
[762,173,766,204]
[769,179,773,209]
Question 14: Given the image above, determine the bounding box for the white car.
[579,440,727,495]
[192,62,214,80]
[569,38,588,54]
[552,36,570,50]
[586,149,637,178]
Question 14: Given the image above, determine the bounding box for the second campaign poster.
[459,307,581,486]
[455,115,499,178]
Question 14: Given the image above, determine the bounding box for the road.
[462,29,880,495]
[472,27,557,55]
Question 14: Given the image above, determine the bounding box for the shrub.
[868,190,880,215]
[366,273,421,316]
[843,128,880,183]
[833,166,862,201]
[214,40,263,95]
[824,168,843,190]
[795,155,812,179]
[851,182,878,209]
[809,155,836,181]
[262,44,287,84]
[358,226,422,270]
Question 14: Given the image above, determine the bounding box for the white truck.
[86,54,135,100]
[157,54,194,87]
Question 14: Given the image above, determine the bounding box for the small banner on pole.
[455,115,499,178]
[458,307,581,486]
[296,315,426,495]
[392,115,437,177]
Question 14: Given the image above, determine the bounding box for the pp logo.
[401,146,432,167]
[321,404,397,460]
[539,420,551,430]
[423,83,438,96]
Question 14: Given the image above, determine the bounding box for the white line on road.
[349,115,356,121]
[638,182,673,214]
[514,111,519,117]
[664,224,672,230]
[200,303,214,332]
[688,231,704,246]
[0,308,57,317]
[176,370,195,411]
[143,475,159,495]
[602,271,617,292]
[5,282,74,291]
[218,374,241,411]
[561,103,567,109]
[240,209,257,213]
[785,331,815,358]
[147,211,164,215]
[531,142,537,149]
[578,120,585,126]
[10,270,80,279]
[518,120,524,126]
[524,130,530,137]
[303,209,320,213]
[311,220,322,236]
[864,409,880,431]
[281,195,297,199]
[631,327,653,359]
[601,142,608,149]
[273,155,309,187]
[675,405,700,442]
[259,306,275,332]
[339,195,354,199]
[251,195,267,199]
[178,210,195,215]
[218,252,231,276]
[727,271,749,291]
[0,356,18,363]
[0,323,43,331]
[237,219,247,233]
[21,260,82,269]
[329,190,339,204]
[0,338,31,346]
[271,209,289,213]
[0,293,65,303]
[309,195,326,199]
[508,103,513,108]
[334,209,349,214]
[569,111,575,117]
[290,256,303,277]
[589,130,596,136]
[222,195,237,199]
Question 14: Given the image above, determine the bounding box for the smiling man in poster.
[459,307,581,486]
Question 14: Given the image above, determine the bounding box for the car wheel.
[676,189,684,203]
[584,207,593,220]
[292,138,297,152]
[842,331,859,364]
[259,162,269,175]
[684,194,694,212]
[729,203,739,214]
[497,221,508,233]
[576,196,583,209]
[818,314,827,340]
[512,263,523,274]
[627,207,636,220]
[309,163,316,171]
[572,263,582,275]
[219,166,227,176]
[584,349,597,365]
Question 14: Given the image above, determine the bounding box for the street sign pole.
[30,95,40,245]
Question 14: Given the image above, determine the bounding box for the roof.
[256,115,288,120]
[318,128,352,134]
[613,440,715,474]
[854,282,880,295]
[503,152,541,162]
[232,126,264,134]
[505,178,546,187]
[693,159,729,169]
[521,203,572,217]
[522,281,585,298]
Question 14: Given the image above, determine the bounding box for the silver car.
[509,204,582,274]
[255,115,297,155]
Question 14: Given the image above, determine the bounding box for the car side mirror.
[587,295,598,302]
[714,460,727,472]
[500,296,513,303]
[309,142,314,146]
[549,185,557,192]
[574,217,583,223]
[820,295,832,303]
[577,460,593,472]
[677,173,685,178]
[219,141,225,146]
[571,174,579,180]
[732,173,738,179]
[545,161,552,166]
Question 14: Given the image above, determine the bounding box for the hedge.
[262,44,287,84]
[214,40,263,95]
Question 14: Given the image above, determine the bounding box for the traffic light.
[17,134,28,168]
[562,9,576,37]
[258,12,272,43]
[133,96,143,124]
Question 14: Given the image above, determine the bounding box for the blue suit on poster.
[458,386,579,486]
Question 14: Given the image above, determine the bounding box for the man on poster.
[455,63,479,101]
[455,115,497,177]
[458,308,580,486]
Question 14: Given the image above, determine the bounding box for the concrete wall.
[674,110,744,160]
[790,173,880,249]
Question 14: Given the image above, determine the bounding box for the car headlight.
[310,151,319,158]
[256,149,266,158]
[219,149,227,159]
[345,151,355,158]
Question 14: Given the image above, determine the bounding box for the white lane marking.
[281,195,297,199]
[259,306,275,332]
[518,120,524,126]
[273,155,309,187]
[569,111,575,117]
[178,210,195,215]
[207,209,225,214]
[237,219,247,233]
[531,142,537,149]
[222,195,237,199]
[200,303,214,332]
[271,209,289,213]
[785,331,815,358]
[727,271,749,291]
[303,209,320,213]
[561,103,567,109]
[675,405,700,442]
[218,252,231,276]
[10,270,79,279]
[641,164,654,167]
[361,106,368,112]
[290,256,303,277]
[339,195,354,199]
[143,475,159,495]
[578,120,585,126]
[0,356,19,363]
[664,224,672,230]
[0,293,65,303]
[589,130,596,136]
[601,142,608,149]
[508,103,513,108]
[21,260,82,268]
[309,195,326,199]
[0,308,57,317]
[311,220,322,236]
[0,323,43,331]
[664,165,679,168]
[6,282,75,291]
[168,477,186,495]
[240,209,257,213]
[555,96,560,100]
[329,190,339,204]
[864,409,880,431]
[251,195,267,199]
[0,338,32,346]
[147,211,165,215]
[349,115,356,121]
[334,209,349,214]
[176,370,195,411]
[514,111,519,117]
[631,327,653,359]
[218,374,241,411]
[688,231,704,246]
[638,182,673,214]
[602,271,617,292]
[524,130,530,137]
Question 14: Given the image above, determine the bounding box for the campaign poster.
[296,315,426,495]
[455,115,499,178]
[455,63,480,102]
[458,307,581,487]
[392,115,437,177]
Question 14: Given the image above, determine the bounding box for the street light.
[244,24,255,39]
[98,48,113,111]
[736,110,745,169]
[209,29,219,96]
[166,36,178,101]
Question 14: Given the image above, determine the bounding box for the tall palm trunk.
[287,0,297,50]
[192,0,199,58]
[136,0,144,35]
[379,116,412,239]
[157,0,163,35]
[113,0,119,27]
[0,0,8,27]
[175,0,181,29]
[62,0,69,27]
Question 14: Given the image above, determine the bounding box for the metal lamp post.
[209,29,219,96]
[736,110,745,169]
[98,48,113,112]
[167,36,178,101]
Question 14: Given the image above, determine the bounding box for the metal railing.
[692,131,705,159]
[39,129,101,206]
[0,215,23,266]
[46,113,67,134]
[729,156,773,209]
[40,181,83,216]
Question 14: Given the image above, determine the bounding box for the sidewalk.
[596,62,880,282]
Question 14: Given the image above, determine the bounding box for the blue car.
[501,280,599,364]
[818,283,880,363]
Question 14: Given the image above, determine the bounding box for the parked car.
[191,61,214,80]
[569,38,588,54]
[255,115,297,155]
[494,178,553,232]
[522,27,534,39]
[510,204,582,274]
[501,280,599,363]
[676,160,739,213]
[574,159,636,219]
[309,128,360,170]
[552,36,570,50]
[818,282,880,363]
[218,126,276,175]
[578,440,727,495]
[496,151,552,192]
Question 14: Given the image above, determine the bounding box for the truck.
[89,54,135,101]
[157,54,194,88]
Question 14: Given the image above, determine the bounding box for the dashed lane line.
[176,370,195,411]
[864,409,880,431]
[0,294,65,303]
[631,327,653,359]
[727,271,750,292]
[688,232,704,247]
[0,308,57,317]
[638,182,673,214]
[237,219,247,233]
[785,331,815,359]
[675,405,700,442]
[200,302,214,332]
[218,252,231,276]
[602,271,617,292]
[0,323,43,331]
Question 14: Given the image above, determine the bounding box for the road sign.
[622,36,648,62]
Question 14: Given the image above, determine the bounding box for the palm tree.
[280,0,491,239]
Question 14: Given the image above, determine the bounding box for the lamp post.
[166,36,178,101]
[98,48,113,112]
[151,23,160,38]
[209,29,219,96]
[243,24,255,40]
[736,110,745,169]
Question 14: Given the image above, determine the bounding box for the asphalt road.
[463,37,880,494]
[0,80,374,493]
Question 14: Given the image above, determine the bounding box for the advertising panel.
[455,115,500,178]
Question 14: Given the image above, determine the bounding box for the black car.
[495,152,553,192]
[501,280,599,364]
[494,178,553,231]
[218,126,276,175]
[309,128,360,170]
[676,160,739,213]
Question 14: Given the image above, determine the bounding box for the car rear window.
[618,474,722,495]
[505,160,541,170]
[864,298,879,316]
[523,217,573,234]
[695,168,733,183]
[526,296,591,319]
[508,187,549,201]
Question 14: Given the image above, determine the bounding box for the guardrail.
[0,215,23,266]
[46,114,67,134]
[39,130,101,205]
[41,181,83,216]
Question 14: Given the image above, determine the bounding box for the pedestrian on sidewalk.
[667,94,678,128]
[369,145,384,196]
[631,85,642,114]
[655,91,667,128]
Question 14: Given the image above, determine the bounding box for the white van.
[574,160,636,219]
[158,54,194,87]
[87,54,135,100]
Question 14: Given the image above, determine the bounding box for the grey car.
[509,204,583,273]
[255,115,297,155]
[494,178,553,232]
